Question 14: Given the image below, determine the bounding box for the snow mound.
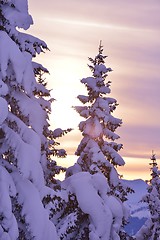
[0,97,8,125]
[63,172,124,240]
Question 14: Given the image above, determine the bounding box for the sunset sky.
[28,0,160,180]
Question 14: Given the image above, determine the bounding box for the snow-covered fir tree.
[136,153,160,240]
[61,42,133,240]
[0,1,70,239]
[67,42,132,201]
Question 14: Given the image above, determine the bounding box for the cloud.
[28,0,160,178]
[117,157,150,180]
[118,124,160,159]
[29,0,160,31]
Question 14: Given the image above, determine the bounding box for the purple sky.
[28,0,160,180]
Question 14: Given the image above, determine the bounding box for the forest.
[0,1,159,239]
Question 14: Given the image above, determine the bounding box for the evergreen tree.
[136,153,160,240]
[67,42,132,201]
[0,1,67,239]
[61,43,133,239]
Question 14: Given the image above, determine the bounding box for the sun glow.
[55,156,152,181]
[118,157,152,181]
[50,99,82,130]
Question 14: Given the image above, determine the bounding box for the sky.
[27,0,160,180]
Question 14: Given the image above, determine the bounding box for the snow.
[77,95,89,104]
[83,117,103,138]
[99,85,111,94]
[53,128,63,138]
[123,179,148,204]
[0,1,58,239]
[81,77,96,88]
[22,127,41,151]
[12,173,58,240]
[14,92,47,135]
[94,108,106,119]
[0,31,36,94]
[92,172,110,194]
[0,31,24,82]
[102,142,125,166]
[3,120,45,191]
[110,167,119,186]
[104,128,120,140]
[0,2,150,238]
[93,64,108,77]
[63,172,124,240]
[32,62,49,74]
[74,106,90,118]
[63,172,112,239]
[66,44,130,239]
[107,196,124,240]
[0,166,18,240]
[22,52,36,93]
[81,76,110,95]
[95,98,110,112]
[89,144,108,164]
[7,112,41,151]
[57,212,77,239]
[0,78,8,96]
[3,0,33,30]
[18,32,48,56]
[135,219,153,240]
[108,115,122,126]
[0,97,8,125]
[66,162,82,177]
[75,139,112,171]
[123,179,149,236]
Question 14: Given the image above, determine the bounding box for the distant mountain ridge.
[122,179,150,236]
